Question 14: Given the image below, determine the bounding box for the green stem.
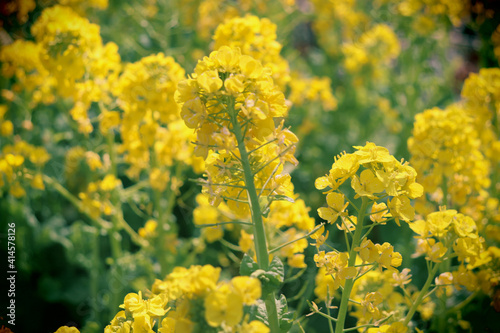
[229,98,280,333]
[107,132,122,259]
[403,260,442,326]
[42,175,112,230]
[106,131,123,312]
[90,227,101,323]
[335,197,369,333]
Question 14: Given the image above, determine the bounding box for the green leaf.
[269,256,285,282]
[248,300,268,325]
[277,294,294,333]
[240,253,259,276]
[251,257,284,297]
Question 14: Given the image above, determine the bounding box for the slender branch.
[219,238,243,252]
[195,221,253,227]
[403,260,442,326]
[269,223,325,254]
[43,175,112,230]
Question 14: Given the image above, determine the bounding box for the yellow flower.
[240,320,270,333]
[370,202,390,223]
[239,229,254,253]
[318,192,348,224]
[355,239,378,263]
[204,283,243,327]
[376,243,402,270]
[387,196,415,225]
[288,253,307,268]
[310,225,329,248]
[100,174,121,191]
[426,241,448,263]
[230,276,261,305]
[197,69,223,93]
[31,173,45,190]
[392,268,412,287]
[351,169,385,199]
[139,220,157,238]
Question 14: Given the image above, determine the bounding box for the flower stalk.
[229,98,281,333]
[335,196,369,333]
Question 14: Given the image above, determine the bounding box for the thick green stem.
[335,197,369,333]
[229,99,280,333]
[403,260,442,326]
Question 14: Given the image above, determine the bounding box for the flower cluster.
[311,142,423,331]
[78,174,122,219]
[408,104,490,210]
[461,68,500,163]
[213,15,291,89]
[112,53,198,178]
[29,5,121,133]
[316,142,423,224]
[176,46,295,215]
[396,0,468,26]
[0,40,56,106]
[288,74,338,111]
[341,24,400,76]
[410,209,481,265]
[0,140,50,197]
[310,0,368,56]
[103,265,266,333]
[408,208,500,322]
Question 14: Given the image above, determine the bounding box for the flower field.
[1,0,500,332]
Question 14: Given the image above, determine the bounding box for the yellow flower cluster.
[341,24,400,76]
[114,53,185,124]
[29,5,121,133]
[311,1,400,81]
[311,142,423,331]
[408,104,490,209]
[0,40,56,106]
[351,270,408,329]
[311,0,369,56]
[78,174,121,219]
[397,0,468,27]
[410,209,481,264]
[213,15,291,89]
[288,75,338,111]
[461,68,500,162]
[316,142,423,224]
[112,53,198,178]
[0,140,50,197]
[103,265,266,333]
[214,15,337,112]
[176,46,295,215]
[409,209,499,300]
